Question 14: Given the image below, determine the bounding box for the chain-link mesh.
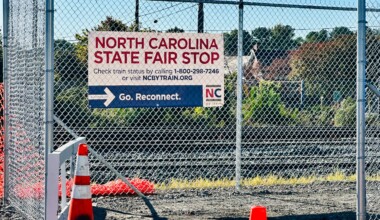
[54,0,238,185]
[366,1,380,219]
[239,1,359,216]
[5,0,46,219]
[49,0,379,218]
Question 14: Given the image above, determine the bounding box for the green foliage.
[55,39,86,81]
[250,24,300,50]
[224,24,300,56]
[334,98,356,127]
[166,27,185,33]
[243,81,297,125]
[55,86,93,127]
[270,24,299,50]
[289,35,356,102]
[251,27,272,49]
[304,27,353,43]
[55,86,147,127]
[298,106,335,126]
[366,30,380,83]
[224,29,254,56]
[305,29,328,43]
[330,26,354,39]
[365,113,380,127]
[91,108,141,127]
[181,72,236,127]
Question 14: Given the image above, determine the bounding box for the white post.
[60,163,67,210]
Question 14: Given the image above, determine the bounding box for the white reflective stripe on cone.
[74,156,90,176]
[71,185,92,199]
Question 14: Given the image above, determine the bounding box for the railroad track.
[55,126,361,143]
[54,126,380,181]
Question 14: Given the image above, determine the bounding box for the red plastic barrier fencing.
[0,83,154,199]
[14,178,155,199]
[91,179,155,196]
[14,182,44,199]
[61,178,155,198]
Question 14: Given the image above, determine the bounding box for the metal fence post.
[135,0,139,31]
[357,0,366,219]
[236,0,244,191]
[198,2,204,33]
[45,0,55,219]
[2,0,10,204]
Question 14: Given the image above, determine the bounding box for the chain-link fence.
[366,1,380,219]
[240,1,359,217]
[3,0,380,219]
[4,0,46,219]
[52,0,361,218]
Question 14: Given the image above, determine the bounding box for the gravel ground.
[92,181,379,220]
[1,181,379,219]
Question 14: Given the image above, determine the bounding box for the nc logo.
[206,88,222,98]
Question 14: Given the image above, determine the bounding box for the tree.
[366,29,380,84]
[251,27,271,49]
[270,24,300,50]
[334,98,356,127]
[305,29,328,43]
[243,81,297,125]
[330,26,354,39]
[250,25,300,50]
[264,55,291,80]
[224,25,300,56]
[289,35,356,103]
[55,39,86,82]
[166,27,185,33]
[224,29,254,56]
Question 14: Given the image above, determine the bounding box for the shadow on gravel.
[93,206,168,220]
[211,218,248,220]
[94,207,107,220]
[269,211,358,220]
[212,212,380,220]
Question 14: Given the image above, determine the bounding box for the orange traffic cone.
[68,144,94,220]
[249,206,267,220]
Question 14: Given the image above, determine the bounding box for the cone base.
[68,199,94,220]
[249,206,267,220]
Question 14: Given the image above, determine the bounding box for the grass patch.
[155,178,235,190]
[367,174,380,181]
[156,171,380,190]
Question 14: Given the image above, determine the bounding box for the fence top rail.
[51,137,86,165]
[149,0,380,12]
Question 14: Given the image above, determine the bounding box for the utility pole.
[198,2,204,33]
[135,0,140,31]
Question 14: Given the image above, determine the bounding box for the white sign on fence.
[88,31,224,108]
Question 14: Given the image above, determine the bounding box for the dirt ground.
[92,181,378,220]
[1,181,379,220]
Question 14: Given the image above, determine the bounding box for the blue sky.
[0,0,375,40]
